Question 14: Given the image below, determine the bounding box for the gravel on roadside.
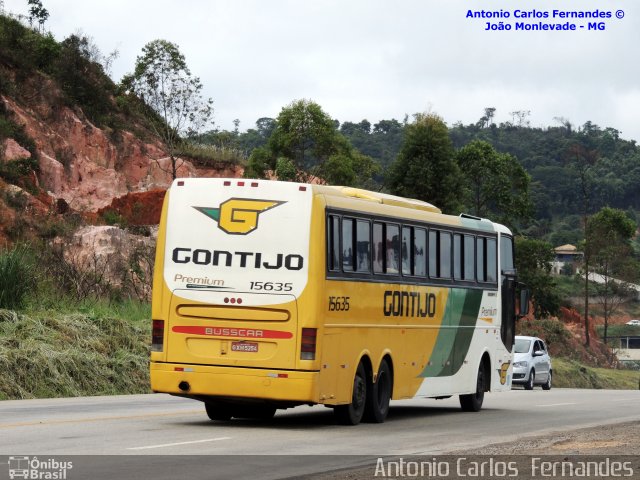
[302,421,640,480]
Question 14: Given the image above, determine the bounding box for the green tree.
[244,146,271,179]
[587,207,638,344]
[567,144,599,346]
[386,113,462,213]
[457,140,532,227]
[125,39,213,179]
[268,99,339,175]
[514,237,560,318]
[27,0,49,32]
[253,99,379,186]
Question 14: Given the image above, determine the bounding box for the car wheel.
[542,370,552,391]
[524,369,535,390]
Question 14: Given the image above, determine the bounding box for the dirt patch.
[97,189,165,225]
[458,420,640,455]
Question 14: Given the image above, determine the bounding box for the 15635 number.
[249,281,293,292]
[328,296,350,311]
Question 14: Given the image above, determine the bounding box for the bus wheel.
[364,359,392,423]
[233,405,277,420]
[205,400,233,421]
[459,362,486,412]
[335,362,367,425]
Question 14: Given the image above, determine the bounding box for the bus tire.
[233,405,277,420]
[364,359,392,423]
[459,362,486,412]
[335,362,367,425]
[205,400,233,421]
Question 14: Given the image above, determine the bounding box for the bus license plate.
[231,342,258,353]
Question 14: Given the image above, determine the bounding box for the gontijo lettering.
[172,248,304,270]
[383,290,437,318]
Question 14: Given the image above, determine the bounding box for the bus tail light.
[300,328,317,360]
[151,320,164,351]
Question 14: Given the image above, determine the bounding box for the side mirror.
[518,286,530,317]
[533,350,545,357]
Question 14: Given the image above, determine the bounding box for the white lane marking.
[611,398,638,402]
[536,402,577,407]
[127,437,231,450]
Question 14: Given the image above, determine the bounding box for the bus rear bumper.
[150,362,319,403]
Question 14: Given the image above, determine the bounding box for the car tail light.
[300,328,317,360]
[151,320,164,352]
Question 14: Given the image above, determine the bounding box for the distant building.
[551,244,583,275]
[611,334,640,363]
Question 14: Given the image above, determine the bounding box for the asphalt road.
[0,389,638,479]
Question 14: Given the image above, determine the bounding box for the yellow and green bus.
[150,178,526,425]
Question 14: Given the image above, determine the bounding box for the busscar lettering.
[172,248,304,271]
[383,290,437,318]
[205,327,264,338]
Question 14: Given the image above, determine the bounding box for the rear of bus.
[149,178,320,414]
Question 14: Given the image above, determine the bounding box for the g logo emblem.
[194,198,285,235]
[499,361,511,385]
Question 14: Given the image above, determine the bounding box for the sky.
[3,0,639,142]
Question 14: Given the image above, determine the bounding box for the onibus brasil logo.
[193,198,285,235]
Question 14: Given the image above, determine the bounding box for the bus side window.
[402,226,412,275]
[464,235,475,281]
[500,235,514,273]
[373,222,384,274]
[328,215,340,271]
[477,237,486,282]
[356,220,371,272]
[453,234,462,280]
[342,217,354,271]
[428,230,438,278]
[386,224,400,274]
[414,228,426,277]
[440,231,452,279]
[487,238,497,283]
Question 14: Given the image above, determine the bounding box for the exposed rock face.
[2,95,170,211]
[97,190,166,226]
[2,138,31,161]
[2,94,245,213]
[60,225,157,300]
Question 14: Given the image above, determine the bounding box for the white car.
[512,336,552,390]
[626,320,640,326]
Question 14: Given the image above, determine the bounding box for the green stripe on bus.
[419,289,483,378]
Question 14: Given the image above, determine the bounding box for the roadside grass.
[0,307,150,400]
[552,357,640,390]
